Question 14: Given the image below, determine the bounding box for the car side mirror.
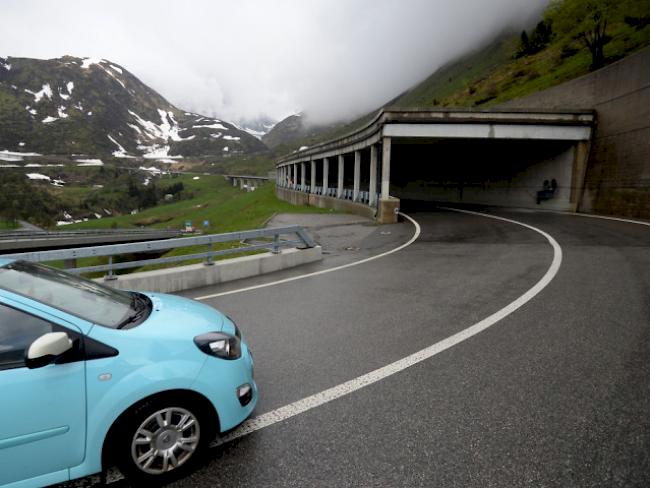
[25,332,73,369]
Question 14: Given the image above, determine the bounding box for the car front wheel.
[114,397,212,483]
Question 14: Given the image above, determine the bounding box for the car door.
[0,301,86,487]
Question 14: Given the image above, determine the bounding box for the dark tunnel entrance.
[390,138,577,213]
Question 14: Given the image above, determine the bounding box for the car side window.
[0,304,54,370]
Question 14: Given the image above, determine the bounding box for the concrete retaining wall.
[275,187,377,220]
[95,246,322,293]
[500,46,650,218]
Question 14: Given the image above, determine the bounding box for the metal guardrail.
[0,226,316,279]
[0,229,182,252]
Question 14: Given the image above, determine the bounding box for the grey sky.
[1,0,548,124]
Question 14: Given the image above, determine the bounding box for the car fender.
[72,356,208,480]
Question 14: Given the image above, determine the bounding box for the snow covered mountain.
[0,56,267,160]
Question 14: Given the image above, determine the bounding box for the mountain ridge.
[0,55,267,162]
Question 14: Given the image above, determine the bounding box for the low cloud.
[1,0,548,124]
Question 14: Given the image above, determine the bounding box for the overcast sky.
[2,0,548,125]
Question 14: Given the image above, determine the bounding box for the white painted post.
[369,145,378,206]
[353,150,361,202]
[300,162,306,192]
[337,154,344,198]
[323,157,329,196]
[310,160,316,193]
[381,137,391,199]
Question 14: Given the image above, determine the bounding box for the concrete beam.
[382,123,592,141]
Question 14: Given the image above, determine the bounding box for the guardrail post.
[295,228,316,248]
[205,243,214,265]
[272,233,280,254]
[105,256,117,281]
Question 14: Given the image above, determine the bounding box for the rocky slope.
[0,56,267,161]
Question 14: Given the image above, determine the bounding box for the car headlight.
[194,332,242,360]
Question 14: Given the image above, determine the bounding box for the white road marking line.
[195,213,422,300]
[556,211,650,227]
[211,207,563,447]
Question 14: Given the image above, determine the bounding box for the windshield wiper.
[116,293,150,329]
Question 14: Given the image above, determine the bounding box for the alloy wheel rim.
[131,406,200,475]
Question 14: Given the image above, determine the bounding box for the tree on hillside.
[547,0,617,70]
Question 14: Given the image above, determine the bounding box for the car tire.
[113,395,213,484]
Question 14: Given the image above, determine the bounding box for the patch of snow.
[59,91,70,101]
[108,135,135,158]
[81,57,104,69]
[143,177,151,186]
[140,145,182,159]
[209,133,222,139]
[25,84,53,103]
[57,220,83,226]
[11,85,17,90]
[57,106,68,118]
[87,111,92,116]
[223,146,229,152]
[94,213,102,219]
[192,122,227,130]
[0,164,20,167]
[109,64,123,74]
[25,106,37,116]
[26,173,50,181]
[42,116,58,123]
[298,146,309,151]
[67,81,74,94]
[18,142,25,147]
[156,158,178,164]
[51,178,65,187]
[193,176,200,180]
[223,135,241,141]
[76,159,104,166]
[0,150,42,158]
[0,60,11,70]
[129,109,194,143]
[25,163,42,167]
[242,127,265,139]
[101,65,126,88]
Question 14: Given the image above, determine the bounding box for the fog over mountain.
[1,0,549,125]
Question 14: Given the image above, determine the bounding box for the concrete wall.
[275,186,377,220]
[500,46,650,218]
[94,246,322,294]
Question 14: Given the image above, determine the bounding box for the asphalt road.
[74,207,650,487]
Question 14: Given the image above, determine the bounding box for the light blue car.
[0,259,257,487]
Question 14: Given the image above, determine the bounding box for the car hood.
[138,292,225,337]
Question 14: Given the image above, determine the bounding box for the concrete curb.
[95,246,322,293]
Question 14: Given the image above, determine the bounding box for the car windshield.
[0,260,137,328]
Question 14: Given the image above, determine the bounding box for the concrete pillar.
[300,162,306,192]
[293,163,298,189]
[232,177,237,187]
[311,160,316,194]
[353,151,361,202]
[323,157,329,196]
[381,137,391,199]
[570,140,590,212]
[369,145,378,207]
[337,154,344,198]
[239,178,244,189]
